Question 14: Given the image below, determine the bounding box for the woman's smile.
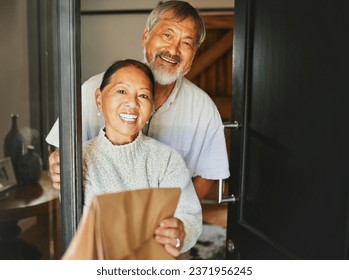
[119,113,138,123]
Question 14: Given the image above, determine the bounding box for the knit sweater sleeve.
[82,140,95,211]
[158,149,202,253]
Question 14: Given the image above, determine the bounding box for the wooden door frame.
[227,0,307,259]
[56,0,83,251]
[226,0,249,259]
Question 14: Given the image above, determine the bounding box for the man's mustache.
[156,51,182,64]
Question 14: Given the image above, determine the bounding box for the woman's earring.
[97,111,101,117]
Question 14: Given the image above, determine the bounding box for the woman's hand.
[154,217,185,257]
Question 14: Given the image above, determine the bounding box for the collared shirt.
[144,77,230,179]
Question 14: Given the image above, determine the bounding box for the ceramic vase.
[4,114,24,180]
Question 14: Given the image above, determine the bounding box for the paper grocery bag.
[62,187,181,260]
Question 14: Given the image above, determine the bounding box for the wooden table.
[0,171,60,259]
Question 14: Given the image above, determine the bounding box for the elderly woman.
[83,59,202,258]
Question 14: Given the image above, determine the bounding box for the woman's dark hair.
[100,59,155,94]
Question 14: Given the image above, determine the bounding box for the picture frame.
[0,157,17,193]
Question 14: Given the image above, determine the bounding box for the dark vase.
[4,114,24,180]
[18,145,43,186]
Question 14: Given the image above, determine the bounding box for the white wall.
[81,0,234,82]
[0,0,30,159]
[81,14,147,81]
[81,0,234,11]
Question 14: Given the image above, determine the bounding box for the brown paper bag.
[62,187,181,260]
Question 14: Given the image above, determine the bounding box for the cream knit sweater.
[83,129,202,253]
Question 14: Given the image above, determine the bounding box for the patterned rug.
[190,224,226,260]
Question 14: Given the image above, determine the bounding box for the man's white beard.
[143,49,184,85]
[151,65,181,85]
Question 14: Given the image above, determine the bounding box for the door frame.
[56,0,83,251]
[226,0,249,259]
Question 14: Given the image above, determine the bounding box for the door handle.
[216,121,240,204]
[223,121,239,129]
[217,178,237,204]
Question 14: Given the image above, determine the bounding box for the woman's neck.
[104,127,139,146]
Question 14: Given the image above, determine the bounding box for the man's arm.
[49,148,61,190]
[193,176,214,201]
[50,152,215,199]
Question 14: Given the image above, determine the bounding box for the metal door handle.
[223,121,239,129]
[216,121,240,204]
[218,178,237,204]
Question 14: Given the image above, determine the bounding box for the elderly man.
[47,1,229,201]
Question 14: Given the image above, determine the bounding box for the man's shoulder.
[181,78,214,102]
[180,77,218,108]
[82,72,105,89]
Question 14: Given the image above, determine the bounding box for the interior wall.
[0,0,30,159]
[81,0,234,12]
[81,14,147,82]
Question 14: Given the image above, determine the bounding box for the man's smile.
[157,51,181,66]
